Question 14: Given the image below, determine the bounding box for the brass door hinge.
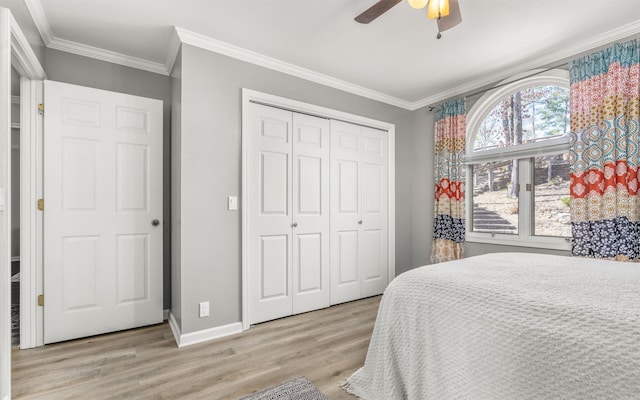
[37,199,44,211]
[526,183,532,192]
[37,103,44,115]
[37,294,44,307]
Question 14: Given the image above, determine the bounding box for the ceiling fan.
[355,0,462,39]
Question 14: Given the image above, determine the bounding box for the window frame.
[465,69,571,250]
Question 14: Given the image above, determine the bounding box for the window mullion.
[518,158,532,239]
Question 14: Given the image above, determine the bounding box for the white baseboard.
[168,312,242,348]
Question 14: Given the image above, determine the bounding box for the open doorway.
[1,8,47,398]
[10,67,20,346]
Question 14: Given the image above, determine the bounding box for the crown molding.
[410,19,640,109]
[164,27,182,75]
[47,36,169,75]
[23,0,169,75]
[174,27,413,110]
[19,0,640,110]
[23,0,53,45]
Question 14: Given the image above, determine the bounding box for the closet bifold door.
[248,103,293,325]
[360,126,388,297]
[291,113,330,314]
[330,121,388,305]
[247,103,330,325]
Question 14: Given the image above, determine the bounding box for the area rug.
[239,377,328,400]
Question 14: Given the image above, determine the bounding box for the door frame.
[1,6,46,399]
[241,88,396,331]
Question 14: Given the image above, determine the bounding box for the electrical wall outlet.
[199,301,210,318]
[228,195,238,210]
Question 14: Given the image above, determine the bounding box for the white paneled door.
[43,81,163,344]
[330,120,388,304]
[292,113,330,314]
[247,103,330,324]
[248,104,293,324]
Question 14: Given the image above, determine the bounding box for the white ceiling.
[6,0,640,109]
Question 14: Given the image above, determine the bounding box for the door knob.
[292,222,298,228]
[152,219,160,226]
[358,220,363,225]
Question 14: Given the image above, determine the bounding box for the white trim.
[241,92,249,332]
[241,88,396,331]
[22,0,53,45]
[168,312,180,345]
[387,127,396,284]
[2,7,46,398]
[466,69,570,162]
[168,312,242,348]
[24,0,168,76]
[466,235,572,251]
[243,89,397,132]
[176,27,412,110]
[19,0,640,109]
[414,20,640,109]
[47,37,168,76]
[464,69,572,252]
[465,136,571,164]
[18,77,43,351]
[0,10,11,399]
[165,28,182,75]
[9,12,45,80]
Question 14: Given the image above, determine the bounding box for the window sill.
[465,234,571,251]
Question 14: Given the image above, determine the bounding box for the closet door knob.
[152,219,160,226]
[292,222,298,228]
[358,220,363,225]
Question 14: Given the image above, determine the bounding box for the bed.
[344,252,640,400]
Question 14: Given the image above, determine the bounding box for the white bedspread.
[344,253,640,400]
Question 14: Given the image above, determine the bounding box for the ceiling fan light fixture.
[427,0,450,19]
[408,0,428,10]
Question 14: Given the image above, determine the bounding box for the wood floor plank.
[12,296,381,399]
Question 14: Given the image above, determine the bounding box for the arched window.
[465,69,571,250]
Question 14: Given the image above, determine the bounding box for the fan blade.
[355,0,402,24]
[436,0,462,32]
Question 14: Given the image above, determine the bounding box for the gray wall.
[44,49,173,309]
[170,49,182,326]
[411,106,434,269]
[174,43,415,333]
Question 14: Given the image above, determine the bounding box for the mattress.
[344,252,640,399]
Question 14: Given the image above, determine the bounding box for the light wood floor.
[12,296,381,399]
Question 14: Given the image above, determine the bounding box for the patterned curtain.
[431,98,466,264]
[569,38,640,261]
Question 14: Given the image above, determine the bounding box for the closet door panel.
[260,235,289,299]
[248,103,293,324]
[361,127,388,297]
[330,120,362,304]
[292,113,330,314]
